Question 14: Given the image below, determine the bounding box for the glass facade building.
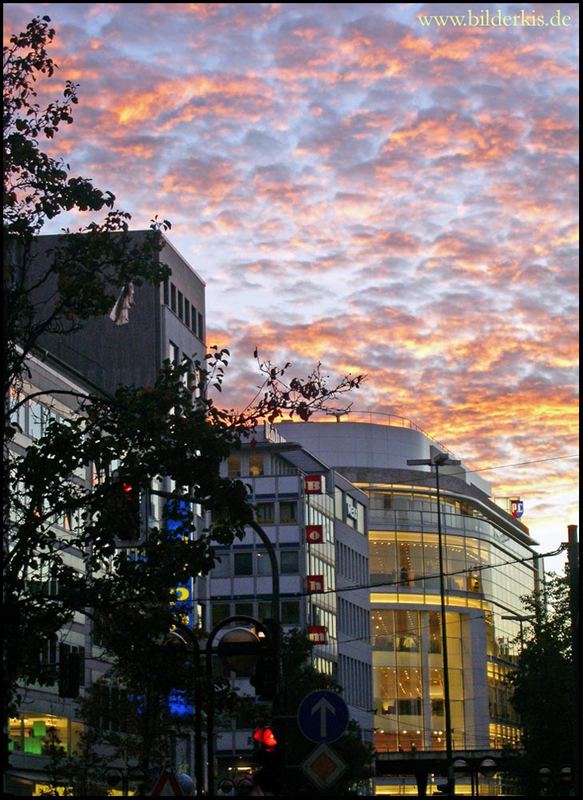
[276,420,541,775]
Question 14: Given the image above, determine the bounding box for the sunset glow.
[4,2,578,571]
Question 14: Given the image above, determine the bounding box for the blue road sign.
[297,690,349,743]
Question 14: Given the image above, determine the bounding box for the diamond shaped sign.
[301,743,347,790]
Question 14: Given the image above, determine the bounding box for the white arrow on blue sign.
[297,690,349,743]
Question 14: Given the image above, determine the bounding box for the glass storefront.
[373,609,467,752]
[368,486,535,755]
[9,714,83,756]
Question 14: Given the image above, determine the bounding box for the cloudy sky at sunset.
[4,3,579,569]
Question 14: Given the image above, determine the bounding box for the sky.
[4,3,579,571]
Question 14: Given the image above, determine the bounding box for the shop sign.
[307,575,324,593]
[345,500,358,520]
[510,498,524,519]
[305,474,324,494]
[307,625,328,644]
[306,524,324,544]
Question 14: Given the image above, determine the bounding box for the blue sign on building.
[297,690,349,744]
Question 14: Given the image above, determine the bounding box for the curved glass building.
[276,419,541,766]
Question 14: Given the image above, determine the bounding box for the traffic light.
[249,649,277,700]
[249,618,279,700]
[252,725,283,794]
[106,476,141,541]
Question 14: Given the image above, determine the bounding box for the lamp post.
[407,452,460,797]
[205,615,273,797]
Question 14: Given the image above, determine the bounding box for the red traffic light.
[253,727,278,750]
[121,481,134,494]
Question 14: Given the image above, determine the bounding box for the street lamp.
[205,615,275,798]
[407,452,461,797]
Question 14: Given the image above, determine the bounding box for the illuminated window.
[227,455,241,478]
[249,453,264,477]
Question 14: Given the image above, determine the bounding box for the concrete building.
[276,418,541,795]
[6,232,209,793]
[209,425,374,781]
[6,351,110,796]
[33,231,206,396]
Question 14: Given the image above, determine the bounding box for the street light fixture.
[205,615,275,797]
[407,452,461,797]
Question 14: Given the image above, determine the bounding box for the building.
[6,231,209,793]
[6,350,110,796]
[276,418,541,795]
[209,425,374,782]
[33,231,206,396]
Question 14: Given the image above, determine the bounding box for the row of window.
[163,279,204,339]
[309,605,337,640]
[10,398,66,441]
[339,654,372,710]
[211,599,301,627]
[211,548,300,577]
[255,500,298,525]
[338,597,370,642]
[337,542,368,585]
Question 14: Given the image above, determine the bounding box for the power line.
[295,544,565,601]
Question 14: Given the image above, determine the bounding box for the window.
[212,604,231,627]
[280,550,299,575]
[177,290,184,320]
[258,601,273,621]
[235,602,253,617]
[256,502,274,524]
[197,312,204,339]
[227,454,241,478]
[249,453,264,477]
[29,401,44,439]
[212,554,231,577]
[234,552,253,576]
[256,551,272,576]
[169,341,179,365]
[190,306,198,334]
[170,283,177,313]
[280,501,297,524]
[281,601,300,625]
[184,300,190,328]
[163,278,169,306]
